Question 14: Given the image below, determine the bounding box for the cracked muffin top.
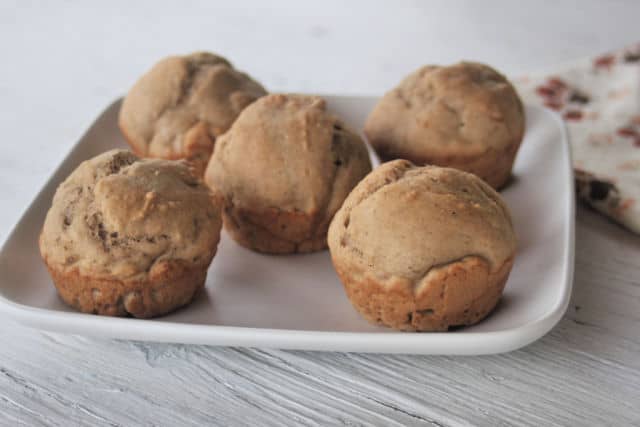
[119,52,267,174]
[328,160,517,281]
[205,93,372,222]
[364,62,524,162]
[40,150,222,279]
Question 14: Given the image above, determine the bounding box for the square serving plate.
[0,95,574,355]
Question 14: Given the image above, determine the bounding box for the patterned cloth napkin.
[514,43,640,233]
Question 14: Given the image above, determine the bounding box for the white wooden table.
[1,1,639,425]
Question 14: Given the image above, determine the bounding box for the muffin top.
[364,62,524,161]
[40,150,222,279]
[328,160,517,281]
[119,52,267,166]
[205,94,372,218]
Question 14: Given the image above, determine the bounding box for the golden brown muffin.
[119,52,267,176]
[327,160,517,331]
[39,150,223,318]
[364,62,525,189]
[205,94,372,254]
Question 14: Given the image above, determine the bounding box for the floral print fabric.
[514,43,640,233]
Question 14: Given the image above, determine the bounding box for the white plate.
[0,96,574,355]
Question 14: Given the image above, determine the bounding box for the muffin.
[39,149,223,318]
[119,52,267,176]
[205,94,372,254]
[364,62,525,189]
[328,160,517,331]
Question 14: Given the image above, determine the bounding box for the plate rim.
[0,96,575,355]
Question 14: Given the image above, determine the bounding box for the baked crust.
[206,94,372,254]
[119,52,267,176]
[221,205,328,254]
[333,255,513,331]
[327,160,517,331]
[375,138,519,190]
[120,120,215,178]
[41,252,212,318]
[364,62,525,189]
